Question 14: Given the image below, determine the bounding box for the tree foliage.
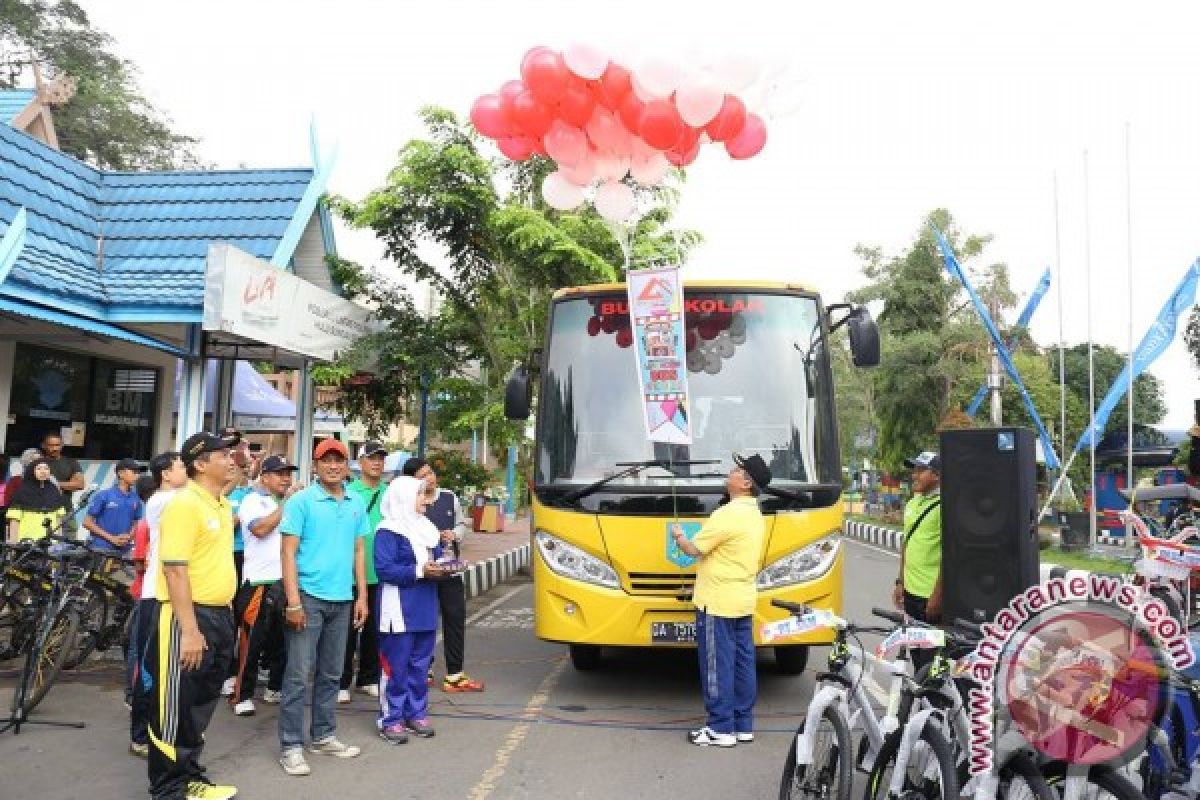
[328,107,701,450]
[0,0,200,168]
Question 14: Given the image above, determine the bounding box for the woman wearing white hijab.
[373,475,449,744]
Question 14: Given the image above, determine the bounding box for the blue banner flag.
[1074,257,1200,453]
[966,267,1052,417]
[932,227,1061,469]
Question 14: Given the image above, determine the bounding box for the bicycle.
[62,549,136,670]
[766,600,957,800]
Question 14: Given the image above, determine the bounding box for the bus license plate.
[651,621,696,644]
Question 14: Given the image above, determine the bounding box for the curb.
[463,543,531,600]
[841,519,1127,584]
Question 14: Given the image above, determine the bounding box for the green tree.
[0,0,200,168]
[328,107,700,453]
[1048,344,1167,446]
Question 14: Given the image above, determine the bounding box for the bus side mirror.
[848,308,880,367]
[504,365,531,420]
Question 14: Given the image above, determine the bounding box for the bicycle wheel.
[63,589,106,670]
[1040,762,1142,800]
[779,704,854,800]
[14,608,79,716]
[0,584,36,661]
[865,719,958,800]
[998,752,1056,800]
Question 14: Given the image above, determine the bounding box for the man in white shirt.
[230,455,300,716]
[129,450,188,758]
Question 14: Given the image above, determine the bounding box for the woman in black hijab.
[6,456,66,543]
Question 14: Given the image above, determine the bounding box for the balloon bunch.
[470,44,770,221]
[583,297,750,374]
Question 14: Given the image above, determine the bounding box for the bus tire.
[775,645,809,675]
[569,644,602,671]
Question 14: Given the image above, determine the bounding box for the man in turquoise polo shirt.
[893,451,943,628]
[278,439,369,777]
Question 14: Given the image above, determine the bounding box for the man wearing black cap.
[83,457,145,555]
[144,431,240,800]
[670,453,768,748]
[894,451,943,629]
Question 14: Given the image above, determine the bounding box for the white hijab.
[378,476,441,576]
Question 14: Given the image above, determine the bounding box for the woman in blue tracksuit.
[373,475,453,744]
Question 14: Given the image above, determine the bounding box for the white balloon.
[731,331,747,345]
[634,56,683,98]
[595,152,630,183]
[710,52,760,93]
[594,181,635,222]
[563,43,608,80]
[703,355,721,375]
[687,352,705,373]
[730,315,747,336]
[717,337,735,358]
[542,171,585,211]
[674,78,724,127]
[629,153,670,187]
[631,72,661,104]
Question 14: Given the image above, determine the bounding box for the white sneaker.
[735,732,754,743]
[233,699,255,716]
[337,689,351,704]
[220,677,236,697]
[262,689,282,704]
[309,736,361,758]
[687,727,736,747]
[279,749,311,776]
[357,684,379,698]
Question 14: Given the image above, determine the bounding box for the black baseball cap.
[903,451,941,472]
[181,431,240,465]
[359,441,387,459]
[115,458,146,474]
[260,455,299,474]
[733,452,772,488]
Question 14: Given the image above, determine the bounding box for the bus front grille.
[626,571,696,595]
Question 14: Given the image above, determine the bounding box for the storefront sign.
[626,267,692,444]
[204,244,374,362]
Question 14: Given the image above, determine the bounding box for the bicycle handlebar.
[871,607,907,626]
[770,599,810,614]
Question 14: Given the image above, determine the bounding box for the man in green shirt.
[340,441,387,701]
[893,451,943,627]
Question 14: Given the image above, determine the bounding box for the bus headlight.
[535,531,620,589]
[757,536,841,589]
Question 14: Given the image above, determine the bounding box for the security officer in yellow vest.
[893,451,942,627]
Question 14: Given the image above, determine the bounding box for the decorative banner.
[627,266,692,443]
[761,608,844,643]
[966,267,1052,417]
[667,522,701,567]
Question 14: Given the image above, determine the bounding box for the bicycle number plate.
[651,621,696,644]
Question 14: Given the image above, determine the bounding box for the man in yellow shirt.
[144,431,240,800]
[671,453,769,748]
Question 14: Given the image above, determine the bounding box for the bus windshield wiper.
[562,459,722,503]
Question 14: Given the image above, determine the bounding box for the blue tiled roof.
[0,89,35,124]
[0,121,318,313]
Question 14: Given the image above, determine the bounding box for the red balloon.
[686,329,698,351]
[511,90,553,138]
[522,49,570,105]
[521,46,553,74]
[497,136,536,161]
[665,136,701,167]
[725,113,767,159]
[597,64,632,109]
[557,81,596,128]
[639,100,684,151]
[705,95,748,142]
[600,315,617,334]
[616,328,633,348]
[698,321,719,340]
[617,93,644,135]
[586,316,602,336]
[498,80,525,125]
[470,94,510,139]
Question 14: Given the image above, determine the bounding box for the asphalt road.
[0,538,900,800]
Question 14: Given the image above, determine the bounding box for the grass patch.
[1040,547,1133,575]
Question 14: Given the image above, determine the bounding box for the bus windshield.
[536,290,840,491]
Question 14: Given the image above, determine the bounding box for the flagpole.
[1084,149,1097,552]
[1054,172,1066,483]
[1124,122,1136,549]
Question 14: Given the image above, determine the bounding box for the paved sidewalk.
[460,513,531,599]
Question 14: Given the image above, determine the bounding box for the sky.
[83,0,1200,434]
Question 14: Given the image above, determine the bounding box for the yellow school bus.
[505,281,879,672]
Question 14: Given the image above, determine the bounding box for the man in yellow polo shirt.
[671,453,768,748]
[144,431,240,800]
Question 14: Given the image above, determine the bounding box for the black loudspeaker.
[939,427,1040,624]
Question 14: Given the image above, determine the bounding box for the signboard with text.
[626,266,692,444]
[203,244,374,362]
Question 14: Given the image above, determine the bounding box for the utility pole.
[989,293,1003,426]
